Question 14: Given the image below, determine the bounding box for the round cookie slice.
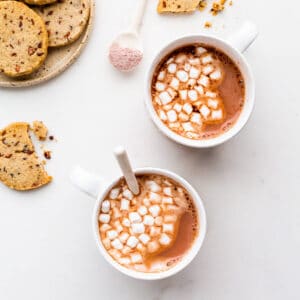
[0,1,48,78]
[35,0,90,47]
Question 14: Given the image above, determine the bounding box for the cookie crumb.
[211,0,227,15]
[198,0,207,11]
[204,21,212,28]
[32,121,48,141]
[44,150,51,160]
[49,135,54,141]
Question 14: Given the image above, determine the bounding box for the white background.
[0,0,299,299]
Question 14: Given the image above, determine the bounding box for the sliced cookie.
[35,0,90,47]
[0,122,52,191]
[157,0,200,13]
[0,1,48,77]
[32,120,48,141]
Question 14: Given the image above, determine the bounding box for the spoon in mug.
[109,0,148,72]
[114,146,140,195]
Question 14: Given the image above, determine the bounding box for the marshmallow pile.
[152,45,226,140]
[98,176,187,272]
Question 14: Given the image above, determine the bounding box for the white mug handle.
[70,166,108,198]
[227,21,258,53]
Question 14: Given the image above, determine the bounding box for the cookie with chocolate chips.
[0,1,48,77]
[35,0,90,47]
[157,0,200,13]
[0,122,52,191]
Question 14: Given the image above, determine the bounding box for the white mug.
[70,166,207,280]
[145,21,258,148]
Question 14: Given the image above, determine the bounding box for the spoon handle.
[129,0,148,34]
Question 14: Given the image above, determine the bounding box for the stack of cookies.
[0,0,90,78]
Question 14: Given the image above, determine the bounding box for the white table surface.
[1,0,299,299]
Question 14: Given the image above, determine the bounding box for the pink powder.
[109,42,143,72]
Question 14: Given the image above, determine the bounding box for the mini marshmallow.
[138,206,148,216]
[163,187,172,196]
[143,198,151,207]
[207,99,219,109]
[166,57,174,64]
[158,71,165,81]
[101,200,110,213]
[127,236,139,248]
[196,47,207,55]
[203,65,214,75]
[191,113,202,125]
[159,110,167,121]
[99,214,110,224]
[100,224,111,233]
[175,54,187,63]
[129,212,142,223]
[113,207,122,219]
[119,257,131,265]
[198,75,210,87]
[169,122,180,129]
[107,230,118,240]
[179,112,189,121]
[163,104,172,111]
[164,215,177,223]
[122,218,131,227]
[137,243,146,252]
[189,58,201,65]
[210,69,222,80]
[170,77,180,90]
[131,223,145,234]
[189,66,200,79]
[149,192,161,203]
[179,90,188,100]
[183,103,193,115]
[109,188,120,199]
[167,88,176,98]
[176,70,189,82]
[148,241,160,253]
[206,91,217,98]
[163,223,174,234]
[134,264,147,272]
[146,181,161,192]
[159,233,172,246]
[114,220,123,233]
[162,197,173,204]
[182,122,195,132]
[143,215,154,226]
[139,233,150,245]
[150,226,161,237]
[131,253,143,264]
[201,54,213,64]
[184,63,191,72]
[123,189,133,200]
[111,238,123,250]
[109,249,121,259]
[159,91,172,105]
[195,85,204,95]
[155,216,163,226]
[187,79,196,87]
[120,198,130,211]
[122,246,131,255]
[167,110,177,123]
[149,205,161,217]
[119,232,129,243]
[188,90,198,101]
[173,103,182,112]
[156,82,165,91]
[211,109,223,120]
[154,96,161,105]
[168,63,177,74]
[187,132,200,139]
[102,238,111,249]
[200,105,210,119]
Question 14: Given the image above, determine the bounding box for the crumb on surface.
[204,21,212,28]
[229,0,233,5]
[44,150,51,160]
[198,0,207,11]
[211,0,227,15]
[32,121,48,141]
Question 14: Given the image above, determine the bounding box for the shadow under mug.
[70,166,207,280]
[145,21,258,148]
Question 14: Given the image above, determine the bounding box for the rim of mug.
[144,34,255,148]
[92,167,207,280]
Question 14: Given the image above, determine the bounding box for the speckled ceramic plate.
[0,0,95,88]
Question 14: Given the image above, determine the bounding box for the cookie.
[157,0,200,13]
[0,1,48,77]
[35,0,90,47]
[0,122,52,191]
[32,120,48,141]
[24,0,57,5]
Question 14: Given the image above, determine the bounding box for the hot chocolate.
[151,44,245,140]
[98,174,199,273]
